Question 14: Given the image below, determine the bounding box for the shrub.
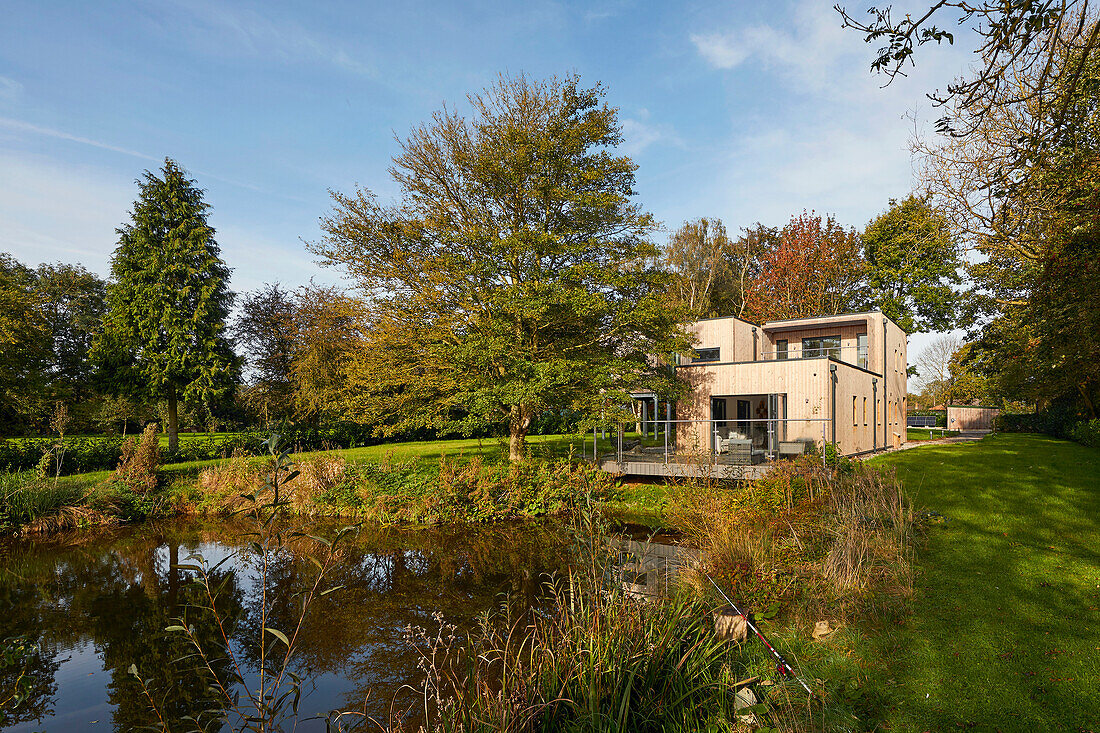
[113,423,161,495]
[995,397,1088,438]
[1068,419,1100,449]
[669,457,915,622]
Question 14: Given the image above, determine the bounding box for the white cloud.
[0,75,22,101]
[690,31,751,69]
[167,1,376,77]
[619,117,682,157]
[688,2,973,100]
[0,116,159,162]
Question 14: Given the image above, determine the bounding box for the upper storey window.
[857,333,868,369]
[776,340,789,360]
[801,335,841,359]
[694,347,720,362]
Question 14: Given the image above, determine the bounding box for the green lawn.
[868,434,1100,730]
[906,427,959,441]
[331,433,588,467]
[54,433,591,490]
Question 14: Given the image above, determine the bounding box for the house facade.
[675,311,908,457]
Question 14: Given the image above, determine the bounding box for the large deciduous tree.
[290,284,365,425]
[35,263,107,405]
[744,211,867,322]
[93,159,238,452]
[0,253,49,433]
[908,16,1100,418]
[861,195,962,333]
[312,74,690,460]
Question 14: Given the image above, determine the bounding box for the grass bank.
[867,433,1100,730]
[1,433,625,533]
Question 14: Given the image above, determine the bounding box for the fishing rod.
[707,574,815,697]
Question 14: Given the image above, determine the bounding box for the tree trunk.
[1079,383,1098,420]
[167,387,179,453]
[508,404,533,462]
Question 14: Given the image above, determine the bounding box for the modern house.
[602,311,908,477]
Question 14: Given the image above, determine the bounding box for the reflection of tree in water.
[90,557,244,731]
[0,518,572,727]
[0,634,60,726]
[233,521,571,717]
[1,527,244,731]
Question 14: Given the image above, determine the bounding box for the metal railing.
[759,343,869,369]
[591,417,831,468]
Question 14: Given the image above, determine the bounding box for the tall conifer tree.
[94,159,237,451]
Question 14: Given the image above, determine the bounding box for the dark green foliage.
[234,283,297,424]
[34,263,107,407]
[1067,418,1100,448]
[93,158,238,452]
[994,397,1090,437]
[0,423,434,474]
[861,195,962,333]
[0,436,125,474]
[0,254,50,434]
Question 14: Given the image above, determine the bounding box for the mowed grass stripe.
[871,433,1100,731]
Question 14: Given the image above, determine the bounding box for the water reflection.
[0,520,698,731]
[0,520,576,731]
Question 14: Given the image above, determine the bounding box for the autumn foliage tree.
[744,211,867,322]
[290,284,365,425]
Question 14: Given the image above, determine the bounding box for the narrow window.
[853,396,858,425]
[863,397,867,425]
[857,333,868,369]
[776,339,788,360]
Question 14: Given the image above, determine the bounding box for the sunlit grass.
[905,427,958,441]
[866,433,1100,730]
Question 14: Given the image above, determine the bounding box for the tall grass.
[669,457,916,623]
[387,505,820,733]
[0,470,96,532]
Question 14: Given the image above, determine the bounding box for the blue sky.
[0,0,972,355]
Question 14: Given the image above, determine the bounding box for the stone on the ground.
[812,620,835,640]
[713,605,748,642]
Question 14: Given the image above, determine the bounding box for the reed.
[391,504,766,733]
[0,470,88,530]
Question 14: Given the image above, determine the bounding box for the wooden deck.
[599,456,772,479]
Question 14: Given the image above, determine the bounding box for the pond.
[0,518,683,731]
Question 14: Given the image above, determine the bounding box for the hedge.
[0,423,427,475]
[995,399,1099,450]
[1068,419,1100,449]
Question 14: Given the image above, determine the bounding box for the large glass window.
[694,347,720,362]
[801,335,841,359]
[857,333,868,369]
[776,339,788,360]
